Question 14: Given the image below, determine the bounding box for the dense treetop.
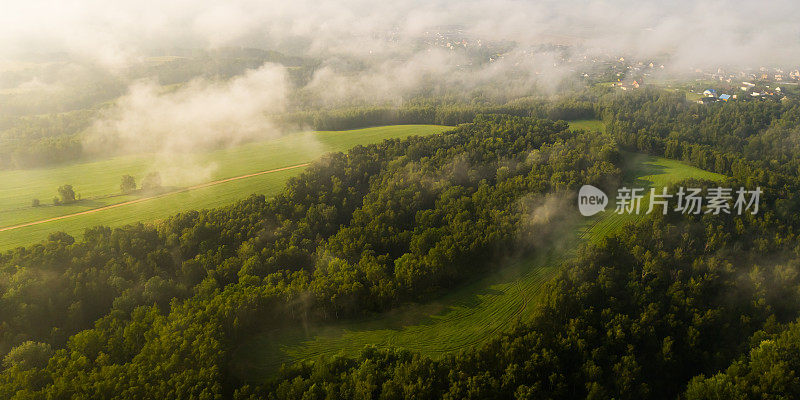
[2,90,800,398]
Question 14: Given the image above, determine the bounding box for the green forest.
[2,90,800,399]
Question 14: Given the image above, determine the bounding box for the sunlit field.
[0,125,449,249]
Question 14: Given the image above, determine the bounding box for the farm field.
[0,125,450,250]
[232,150,726,382]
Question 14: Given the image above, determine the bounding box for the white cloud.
[86,63,288,154]
[0,0,797,69]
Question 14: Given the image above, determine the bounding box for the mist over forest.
[2,0,798,163]
[1,1,800,399]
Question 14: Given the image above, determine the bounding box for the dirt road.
[0,163,309,233]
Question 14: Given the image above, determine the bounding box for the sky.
[1,0,799,69]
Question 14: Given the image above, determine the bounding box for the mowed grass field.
[232,146,726,382]
[567,118,606,133]
[0,125,450,250]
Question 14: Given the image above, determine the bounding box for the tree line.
[276,97,596,131]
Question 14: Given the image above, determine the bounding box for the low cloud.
[83,63,291,186]
[517,192,578,251]
[86,63,289,155]
[4,0,800,183]
[3,0,799,70]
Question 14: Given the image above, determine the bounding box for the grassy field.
[0,125,450,250]
[232,145,726,382]
[568,119,606,133]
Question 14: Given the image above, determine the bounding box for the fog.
[78,63,290,185]
[2,0,799,180]
[3,0,798,67]
[84,64,288,154]
[5,0,798,104]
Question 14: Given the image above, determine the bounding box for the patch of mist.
[150,156,219,188]
[516,192,579,253]
[83,63,303,187]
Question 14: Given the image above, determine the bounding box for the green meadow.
[567,118,606,133]
[0,125,450,250]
